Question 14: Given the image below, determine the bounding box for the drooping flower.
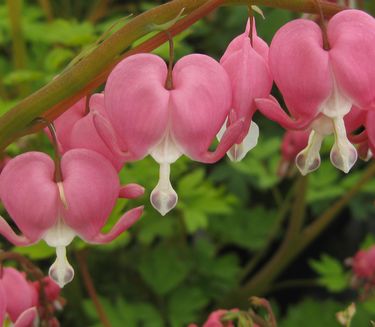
[352,246,375,281]
[95,53,243,215]
[217,19,273,161]
[0,267,38,327]
[256,9,375,175]
[0,149,143,287]
[51,94,125,171]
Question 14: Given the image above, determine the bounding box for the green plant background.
[1,1,375,326]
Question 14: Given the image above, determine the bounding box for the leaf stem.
[76,250,112,327]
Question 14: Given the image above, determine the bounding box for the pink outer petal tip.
[119,184,145,199]
[13,307,37,327]
[255,97,313,130]
[88,206,144,244]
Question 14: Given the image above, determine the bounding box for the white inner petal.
[217,119,259,162]
[330,117,358,173]
[295,130,324,176]
[149,128,180,216]
[48,246,74,288]
[150,128,182,164]
[150,163,178,216]
[320,78,352,118]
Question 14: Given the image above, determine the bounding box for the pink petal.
[88,206,143,244]
[328,10,375,108]
[53,97,86,152]
[344,106,366,133]
[69,94,126,171]
[61,149,120,240]
[170,54,232,161]
[366,111,375,154]
[13,307,37,327]
[221,35,272,140]
[269,19,332,121]
[193,118,244,163]
[255,97,313,130]
[104,54,170,160]
[0,152,59,242]
[2,268,35,322]
[0,217,32,246]
[92,111,133,161]
[0,285,5,327]
[119,183,145,199]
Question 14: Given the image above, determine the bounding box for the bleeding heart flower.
[0,149,143,287]
[217,19,273,161]
[95,53,243,215]
[0,267,38,327]
[51,94,125,171]
[256,9,375,175]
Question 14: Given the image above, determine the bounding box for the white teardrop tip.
[49,246,74,288]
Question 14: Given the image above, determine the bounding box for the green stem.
[221,162,375,307]
[6,0,29,97]
[76,250,112,327]
[38,0,54,22]
[0,0,342,151]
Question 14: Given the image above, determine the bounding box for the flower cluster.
[0,7,374,293]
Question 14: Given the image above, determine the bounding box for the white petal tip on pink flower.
[150,163,178,216]
[48,246,74,288]
[330,117,358,173]
[295,131,323,176]
[217,120,259,162]
[330,141,358,173]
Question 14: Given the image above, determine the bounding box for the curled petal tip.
[14,307,38,327]
[119,183,145,199]
[228,121,259,162]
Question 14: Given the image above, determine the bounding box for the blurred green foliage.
[1,1,375,326]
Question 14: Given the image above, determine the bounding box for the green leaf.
[167,287,209,327]
[209,207,278,250]
[183,209,208,233]
[279,299,342,327]
[361,234,375,250]
[44,48,75,72]
[3,70,44,86]
[138,245,191,295]
[13,241,55,260]
[309,254,349,292]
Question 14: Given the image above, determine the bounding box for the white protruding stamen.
[48,246,74,288]
[150,163,178,216]
[330,117,358,173]
[217,119,259,162]
[295,130,324,176]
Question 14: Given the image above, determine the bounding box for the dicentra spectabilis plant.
[256,9,375,175]
[0,148,143,287]
[218,19,272,162]
[96,52,243,215]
